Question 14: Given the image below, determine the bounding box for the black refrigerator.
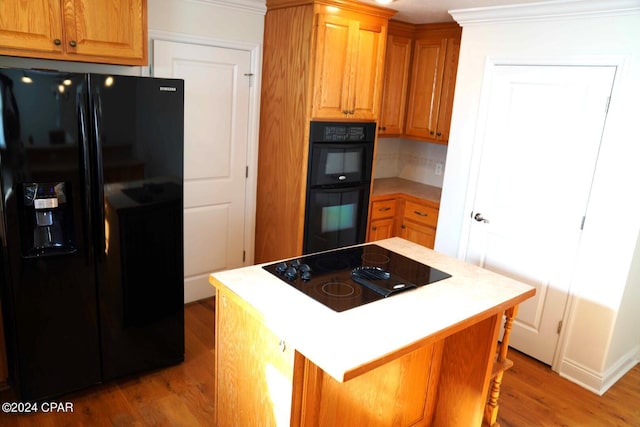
[0,68,185,401]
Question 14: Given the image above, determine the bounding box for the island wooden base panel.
[214,284,505,426]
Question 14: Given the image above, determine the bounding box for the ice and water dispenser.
[21,182,77,257]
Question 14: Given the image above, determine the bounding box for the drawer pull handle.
[378,207,391,212]
[414,210,428,217]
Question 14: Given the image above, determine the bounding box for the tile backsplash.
[374,138,447,188]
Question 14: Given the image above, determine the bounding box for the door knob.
[474,212,489,223]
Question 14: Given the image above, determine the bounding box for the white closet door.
[154,39,252,302]
[465,65,615,364]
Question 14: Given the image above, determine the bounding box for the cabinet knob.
[379,126,386,131]
[69,40,77,48]
[53,38,61,46]
[401,224,406,229]
[414,210,428,217]
[436,132,442,137]
[379,207,391,212]
[429,131,435,135]
[279,340,286,352]
[372,226,377,231]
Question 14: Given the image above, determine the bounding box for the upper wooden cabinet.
[378,22,461,144]
[312,10,388,120]
[378,21,412,136]
[0,0,148,65]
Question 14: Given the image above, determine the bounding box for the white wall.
[148,0,265,43]
[440,0,640,394]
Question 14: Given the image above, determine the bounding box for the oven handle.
[308,183,370,192]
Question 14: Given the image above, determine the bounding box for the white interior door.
[153,39,251,302]
[465,65,615,364]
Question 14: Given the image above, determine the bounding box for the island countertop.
[209,237,535,383]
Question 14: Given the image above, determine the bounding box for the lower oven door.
[303,184,369,254]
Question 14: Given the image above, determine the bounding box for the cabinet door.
[312,14,353,119]
[434,37,460,143]
[404,38,447,140]
[368,218,395,242]
[63,0,146,63]
[349,20,385,120]
[215,289,295,426]
[312,14,385,120]
[378,34,412,136]
[400,221,436,249]
[0,0,63,54]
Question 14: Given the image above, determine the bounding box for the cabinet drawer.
[403,201,438,227]
[370,200,396,220]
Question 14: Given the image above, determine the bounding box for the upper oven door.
[308,141,373,187]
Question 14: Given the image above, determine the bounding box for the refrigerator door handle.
[78,92,92,264]
[92,92,106,261]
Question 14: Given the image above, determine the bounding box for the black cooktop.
[262,244,451,312]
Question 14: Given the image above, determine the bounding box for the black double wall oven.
[303,121,375,254]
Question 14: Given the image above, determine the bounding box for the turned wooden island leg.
[484,305,519,427]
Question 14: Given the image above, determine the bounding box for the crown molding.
[185,0,266,15]
[449,0,640,26]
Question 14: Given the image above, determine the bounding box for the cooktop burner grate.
[262,244,451,312]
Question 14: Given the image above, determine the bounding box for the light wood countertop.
[210,238,535,383]
[372,177,441,207]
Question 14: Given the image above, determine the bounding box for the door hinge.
[243,250,246,262]
[245,166,249,178]
[244,73,254,87]
[557,320,563,334]
[580,216,586,230]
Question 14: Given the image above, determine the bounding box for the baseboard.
[558,345,640,395]
[184,273,215,303]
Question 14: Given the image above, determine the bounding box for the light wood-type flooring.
[0,297,638,426]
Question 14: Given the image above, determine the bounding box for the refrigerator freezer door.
[0,69,101,400]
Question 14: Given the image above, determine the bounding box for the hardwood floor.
[0,297,638,426]
[498,349,640,426]
[0,299,216,426]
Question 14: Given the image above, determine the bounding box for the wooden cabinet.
[311,10,388,120]
[0,0,147,65]
[367,196,439,249]
[378,22,461,144]
[215,288,295,426]
[368,199,397,241]
[255,0,395,263]
[405,25,460,143]
[213,283,444,426]
[399,200,438,248]
[378,21,413,136]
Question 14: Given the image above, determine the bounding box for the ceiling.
[359,0,551,24]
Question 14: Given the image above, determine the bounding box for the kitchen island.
[209,238,535,426]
